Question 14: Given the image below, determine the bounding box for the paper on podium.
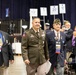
[37,60,51,75]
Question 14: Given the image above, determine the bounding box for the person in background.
[60,25,66,32]
[63,20,73,62]
[21,17,50,75]
[0,30,14,75]
[46,18,67,75]
[72,30,76,56]
[71,26,76,74]
[74,26,76,31]
[44,23,50,30]
[60,21,73,74]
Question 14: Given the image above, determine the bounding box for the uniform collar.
[32,28,39,33]
[54,29,60,34]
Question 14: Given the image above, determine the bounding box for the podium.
[12,42,21,54]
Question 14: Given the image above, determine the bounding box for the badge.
[56,41,61,54]
[62,41,64,43]
[54,37,58,40]
[30,34,34,38]
[42,32,45,39]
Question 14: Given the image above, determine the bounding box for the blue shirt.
[0,33,4,43]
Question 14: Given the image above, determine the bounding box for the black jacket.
[46,30,66,67]
[0,31,14,67]
[64,29,73,52]
[72,37,76,56]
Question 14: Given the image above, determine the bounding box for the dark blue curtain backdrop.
[0,0,76,29]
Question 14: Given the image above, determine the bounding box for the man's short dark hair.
[32,17,40,20]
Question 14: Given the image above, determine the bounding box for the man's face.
[32,18,40,30]
[73,31,76,36]
[53,23,61,31]
[44,26,49,30]
[65,23,71,29]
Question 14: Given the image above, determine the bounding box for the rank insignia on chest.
[41,32,45,38]
[30,34,34,38]
[42,32,45,37]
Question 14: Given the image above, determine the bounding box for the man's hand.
[9,60,14,64]
[24,59,30,65]
[60,29,64,32]
[64,60,67,64]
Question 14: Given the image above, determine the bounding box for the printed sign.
[30,9,38,16]
[50,6,58,15]
[40,7,47,16]
[59,4,66,14]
